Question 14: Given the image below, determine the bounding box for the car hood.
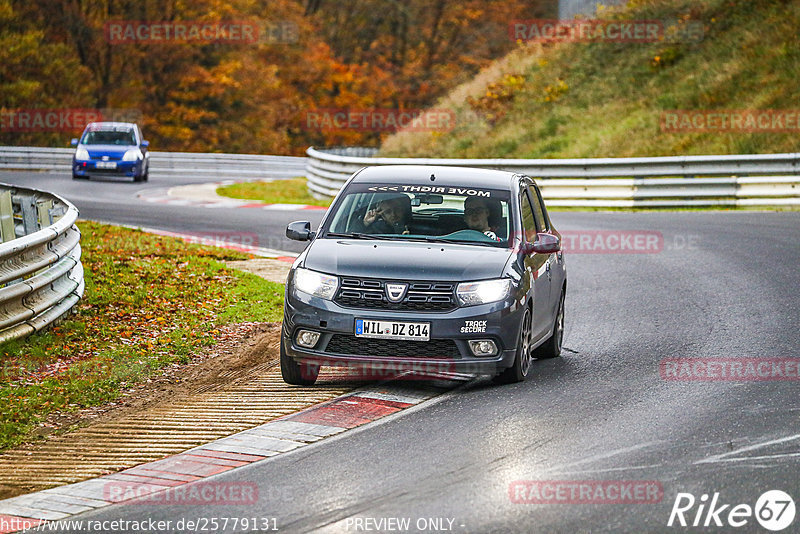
[82,145,135,159]
[302,238,512,281]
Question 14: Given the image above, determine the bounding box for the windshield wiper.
[422,236,497,247]
[326,232,385,240]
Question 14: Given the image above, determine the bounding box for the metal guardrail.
[306,147,800,207]
[0,147,307,180]
[0,184,83,343]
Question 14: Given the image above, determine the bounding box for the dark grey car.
[282,165,566,385]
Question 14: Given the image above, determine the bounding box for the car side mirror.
[533,233,561,254]
[520,242,535,255]
[141,140,149,150]
[286,221,315,241]
[71,138,78,146]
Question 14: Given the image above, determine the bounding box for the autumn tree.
[2,0,556,153]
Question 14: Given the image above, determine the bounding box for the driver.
[357,195,411,234]
[464,196,502,241]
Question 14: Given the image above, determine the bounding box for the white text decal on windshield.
[367,186,400,192]
[399,185,491,197]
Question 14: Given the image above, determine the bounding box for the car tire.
[72,173,86,180]
[533,289,565,360]
[493,306,532,385]
[280,337,319,386]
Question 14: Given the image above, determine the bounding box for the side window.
[520,192,537,243]
[527,186,547,232]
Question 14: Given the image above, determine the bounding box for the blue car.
[71,122,150,182]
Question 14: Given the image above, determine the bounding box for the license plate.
[96,161,117,169]
[355,319,430,341]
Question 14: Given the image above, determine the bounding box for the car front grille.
[335,277,457,311]
[89,167,126,174]
[325,335,461,359]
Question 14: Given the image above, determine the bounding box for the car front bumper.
[73,160,143,178]
[282,288,523,376]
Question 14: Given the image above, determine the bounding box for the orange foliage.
[1,0,553,153]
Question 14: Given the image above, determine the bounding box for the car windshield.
[80,129,136,145]
[324,183,512,247]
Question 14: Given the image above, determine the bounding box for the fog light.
[296,330,321,348]
[468,340,498,357]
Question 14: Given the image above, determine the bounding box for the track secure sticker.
[461,320,487,334]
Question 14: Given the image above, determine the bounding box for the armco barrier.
[3,146,797,207]
[0,184,83,343]
[305,147,800,207]
[0,146,306,180]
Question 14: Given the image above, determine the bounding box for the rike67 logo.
[668,490,795,531]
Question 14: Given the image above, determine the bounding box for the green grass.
[381,0,800,158]
[217,178,332,207]
[0,221,285,450]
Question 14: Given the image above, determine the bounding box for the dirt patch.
[226,259,291,284]
[0,257,361,500]
[0,322,284,499]
[28,322,280,443]
[0,318,357,500]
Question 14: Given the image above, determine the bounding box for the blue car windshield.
[81,130,136,145]
[324,183,512,247]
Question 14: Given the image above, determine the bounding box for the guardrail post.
[16,194,41,235]
[37,199,54,227]
[48,205,66,223]
[0,190,14,243]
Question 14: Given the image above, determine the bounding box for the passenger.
[464,196,502,241]
[357,195,412,234]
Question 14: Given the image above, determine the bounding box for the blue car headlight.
[292,268,338,300]
[122,149,142,162]
[74,146,89,161]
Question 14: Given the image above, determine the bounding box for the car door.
[519,183,551,343]
[530,182,564,319]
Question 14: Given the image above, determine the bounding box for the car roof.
[350,165,521,191]
[85,122,137,130]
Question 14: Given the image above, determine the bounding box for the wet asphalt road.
[2,169,799,533]
[0,169,319,254]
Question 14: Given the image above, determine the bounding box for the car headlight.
[122,149,142,161]
[75,146,89,160]
[456,278,512,306]
[293,268,338,300]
